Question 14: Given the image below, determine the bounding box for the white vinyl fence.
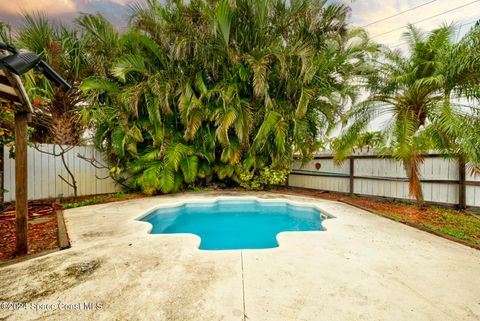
[3,144,118,202]
[289,151,480,208]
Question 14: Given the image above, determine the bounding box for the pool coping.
[133,195,337,251]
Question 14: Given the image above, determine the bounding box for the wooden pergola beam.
[0,91,22,104]
[1,71,32,110]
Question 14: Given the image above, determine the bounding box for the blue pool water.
[140,200,328,250]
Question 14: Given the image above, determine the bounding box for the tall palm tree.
[334,24,480,207]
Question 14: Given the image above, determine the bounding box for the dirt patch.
[80,231,107,239]
[64,260,101,278]
[0,256,102,303]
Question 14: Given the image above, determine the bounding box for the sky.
[345,0,479,132]
[0,0,131,28]
[1,0,478,46]
[347,0,480,49]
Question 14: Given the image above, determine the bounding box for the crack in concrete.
[241,250,247,321]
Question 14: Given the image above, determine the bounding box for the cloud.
[75,0,130,26]
[2,0,77,15]
[0,0,131,27]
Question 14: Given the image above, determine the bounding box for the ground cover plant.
[61,192,145,209]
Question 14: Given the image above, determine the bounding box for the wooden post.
[349,156,354,195]
[15,111,28,255]
[458,157,466,210]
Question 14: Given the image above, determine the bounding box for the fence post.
[349,156,354,195]
[458,157,466,210]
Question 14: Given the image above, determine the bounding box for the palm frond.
[112,54,146,82]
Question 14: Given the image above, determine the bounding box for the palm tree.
[16,13,88,144]
[351,131,384,152]
[334,24,480,207]
[0,22,13,43]
[80,0,375,194]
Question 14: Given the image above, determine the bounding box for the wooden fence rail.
[2,144,119,202]
[289,152,480,208]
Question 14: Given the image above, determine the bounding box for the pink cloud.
[2,0,77,15]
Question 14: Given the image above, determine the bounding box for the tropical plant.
[80,0,375,194]
[352,131,384,153]
[239,167,290,190]
[334,23,480,207]
[16,13,88,145]
[1,24,17,154]
[0,22,13,43]
[2,14,104,197]
[0,102,15,146]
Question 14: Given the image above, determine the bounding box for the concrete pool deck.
[0,191,479,321]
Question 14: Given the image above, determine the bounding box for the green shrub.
[239,167,290,190]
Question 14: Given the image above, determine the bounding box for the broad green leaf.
[181,155,199,183]
[215,0,233,46]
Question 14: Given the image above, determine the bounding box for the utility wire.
[371,0,480,39]
[362,0,437,28]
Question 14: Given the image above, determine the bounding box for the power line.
[362,0,437,28]
[371,0,480,39]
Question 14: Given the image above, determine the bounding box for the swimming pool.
[139,199,331,250]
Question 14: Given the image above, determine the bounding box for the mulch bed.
[0,202,60,262]
[277,187,440,222]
